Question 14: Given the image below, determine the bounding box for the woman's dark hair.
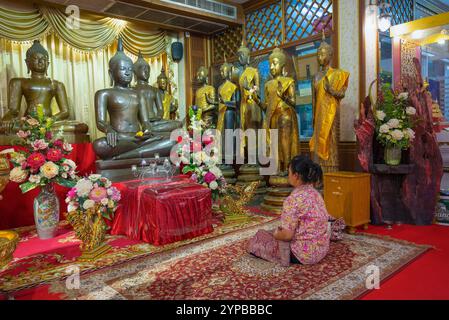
[289,155,323,184]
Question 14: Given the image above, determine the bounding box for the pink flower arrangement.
[8,104,77,193]
[46,148,63,162]
[65,174,120,221]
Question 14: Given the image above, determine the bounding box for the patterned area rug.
[48,220,430,300]
[0,211,276,295]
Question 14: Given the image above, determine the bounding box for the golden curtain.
[0,5,167,56]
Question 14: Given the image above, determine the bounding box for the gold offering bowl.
[0,231,19,270]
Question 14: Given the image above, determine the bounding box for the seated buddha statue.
[132,53,182,133]
[1,40,88,139]
[93,38,175,161]
[156,68,179,121]
[195,66,218,128]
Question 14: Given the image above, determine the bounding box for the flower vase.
[34,184,60,239]
[384,146,402,166]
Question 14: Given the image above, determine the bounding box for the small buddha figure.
[93,38,175,161]
[256,48,299,175]
[194,66,218,128]
[309,33,349,173]
[133,53,182,133]
[156,67,179,120]
[2,40,88,135]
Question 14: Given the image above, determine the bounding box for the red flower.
[45,131,53,140]
[46,148,63,162]
[53,139,63,148]
[27,153,46,170]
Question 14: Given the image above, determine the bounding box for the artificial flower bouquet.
[177,105,226,200]
[8,104,77,193]
[65,174,121,222]
[374,84,416,150]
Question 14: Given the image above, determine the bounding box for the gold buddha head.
[317,33,333,68]
[157,67,169,91]
[109,37,134,86]
[25,40,49,75]
[220,55,233,81]
[196,66,209,84]
[237,41,251,66]
[133,51,150,82]
[269,47,287,78]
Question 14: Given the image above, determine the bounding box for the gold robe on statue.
[309,67,350,172]
[195,85,216,126]
[217,80,238,132]
[161,92,173,120]
[264,77,299,168]
[239,67,262,131]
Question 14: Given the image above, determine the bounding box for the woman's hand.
[273,226,294,242]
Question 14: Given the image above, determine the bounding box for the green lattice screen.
[285,0,333,43]
[384,0,414,26]
[245,2,283,52]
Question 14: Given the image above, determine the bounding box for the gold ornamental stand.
[261,175,292,214]
[78,243,112,262]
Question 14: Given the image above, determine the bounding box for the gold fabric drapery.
[0,5,167,56]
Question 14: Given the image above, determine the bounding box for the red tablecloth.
[111,176,213,246]
[0,143,96,229]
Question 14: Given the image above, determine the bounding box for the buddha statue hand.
[106,130,118,148]
[324,76,346,100]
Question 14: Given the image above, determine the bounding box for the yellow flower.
[40,161,59,179]
[39,128,46,135]
[136,131,144,137]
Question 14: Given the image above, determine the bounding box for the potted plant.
[374,84,416,165]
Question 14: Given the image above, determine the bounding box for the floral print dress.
[280,184,331,265]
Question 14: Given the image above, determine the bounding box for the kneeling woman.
[248,155,331,265]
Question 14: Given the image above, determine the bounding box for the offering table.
[111,176,213,246]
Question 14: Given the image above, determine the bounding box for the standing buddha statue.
[217,56,240,184]
[309,33,350,173]
[237,41,263,154]
[258,47,299,175]
[133,53,182,133]
[1,40,88,142]
[157,67,179,121]
[194,66,218,128]
[258,47,299,213]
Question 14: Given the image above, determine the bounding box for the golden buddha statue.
[258,48,299,213]
[157,68,179,120]
[257,47,299,174]
[1,40,88,142]
[309,34,349,173]
[237,41,263,145]
[194,66,218,128]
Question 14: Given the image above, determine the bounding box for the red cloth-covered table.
[111,176,213,246]
[0,143,96,229]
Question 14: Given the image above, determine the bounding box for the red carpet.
[360,224,449,300]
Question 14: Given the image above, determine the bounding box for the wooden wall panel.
[185,34,209,108]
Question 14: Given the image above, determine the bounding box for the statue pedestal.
[96,157,178,182]
[236,164,266,195]
[220,164,237,184]
[261,175,292,214]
